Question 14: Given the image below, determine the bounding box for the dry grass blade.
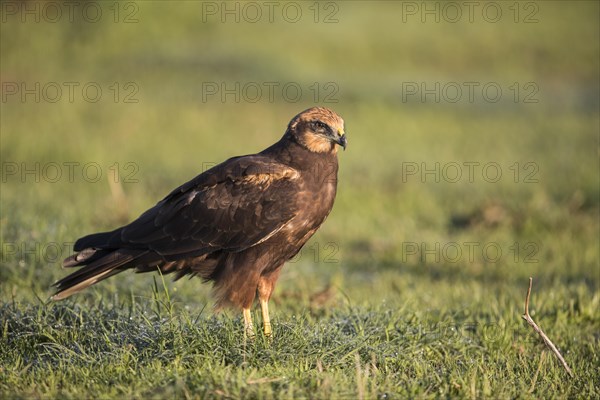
[521,277,574,378]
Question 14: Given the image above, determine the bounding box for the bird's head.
[287,107,347,154]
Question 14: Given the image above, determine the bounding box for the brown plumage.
[53,107,346,336]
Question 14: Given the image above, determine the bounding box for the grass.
[1,1,599,398]
[1,279,598,398]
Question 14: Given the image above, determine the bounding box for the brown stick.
[521,277,574,378]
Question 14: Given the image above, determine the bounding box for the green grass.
[1,1,599,398]
[1,279,598,398]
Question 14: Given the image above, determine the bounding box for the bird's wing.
[75,155,301,259]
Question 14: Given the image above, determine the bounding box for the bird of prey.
[53,107,347,337]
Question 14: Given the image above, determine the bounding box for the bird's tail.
[52,248,148,300]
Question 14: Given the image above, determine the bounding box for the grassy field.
[1,1,599,398]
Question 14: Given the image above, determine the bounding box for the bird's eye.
[311,121,328,132]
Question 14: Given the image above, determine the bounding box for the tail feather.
[52,249,146,300]
[53,243,220,300]
[63,248,112,268]
[51,268,125,301]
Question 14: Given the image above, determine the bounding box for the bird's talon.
[243,308,255,339]
[263,322,272,338]
[245,326,256,340]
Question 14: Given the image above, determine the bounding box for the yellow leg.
[243,308,255,338]
[260,299,272,337]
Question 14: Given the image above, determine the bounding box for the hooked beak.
[334,130,347,150]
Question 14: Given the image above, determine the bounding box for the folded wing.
[54,155,301,299]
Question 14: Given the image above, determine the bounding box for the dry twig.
[521,277,574,378]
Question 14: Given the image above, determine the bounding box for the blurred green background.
[1,1,599,397]
[2,1,597,300]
